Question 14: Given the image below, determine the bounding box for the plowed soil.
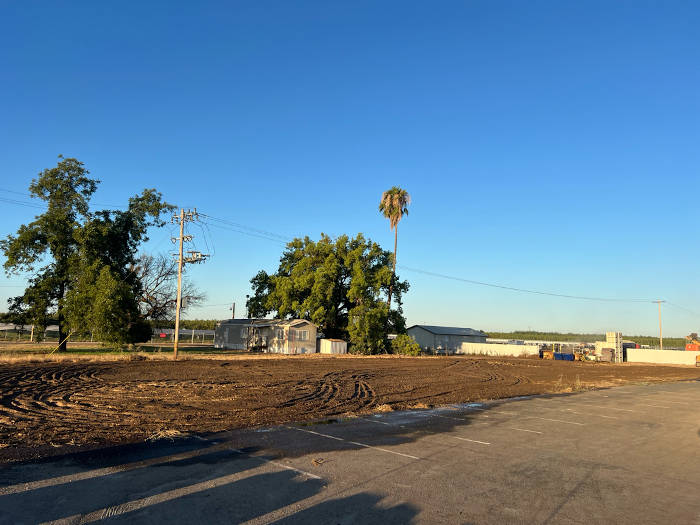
[1,355,699,463]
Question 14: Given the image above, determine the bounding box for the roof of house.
[218,318,315,328]
[407,325,486,337]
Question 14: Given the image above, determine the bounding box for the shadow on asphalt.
[0,443,420,523]
[2,385,675,523]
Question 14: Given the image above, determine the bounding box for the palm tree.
[379,186,410,309]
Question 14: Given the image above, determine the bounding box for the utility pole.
[172,208,209,360]
[231,302,235,319]
[653,300,665,350]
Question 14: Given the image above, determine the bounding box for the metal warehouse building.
[407,325,487,353]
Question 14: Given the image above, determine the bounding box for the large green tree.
[1,156,173,349]
[379,186,410,309]
[247,233,409,354]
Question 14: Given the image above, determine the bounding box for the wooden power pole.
[653,300,665,350]
[172,208,208,360]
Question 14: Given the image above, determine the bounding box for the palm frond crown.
[378,186,411,231]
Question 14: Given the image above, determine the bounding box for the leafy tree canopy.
[1,156,174,349]
[246,233,409,354]
[391,334,421,356]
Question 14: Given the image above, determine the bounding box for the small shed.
[407,325,487,353]
[319,339,347,354]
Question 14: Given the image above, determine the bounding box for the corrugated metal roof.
[408,325,486,337]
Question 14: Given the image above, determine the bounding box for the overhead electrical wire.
[196,209,691,308]
[397,265,656,304]
[198,213,291,243]
[1,195,696,316]
[0,187,127,210]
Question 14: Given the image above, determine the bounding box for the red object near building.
[685,343,700,351]
[159,333,167,338]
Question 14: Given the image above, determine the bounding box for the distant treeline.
[149,319,218,330]
[488,331,686,348]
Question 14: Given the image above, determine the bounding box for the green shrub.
[391,334,421,356]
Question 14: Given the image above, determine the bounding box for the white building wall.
[320,339,347,354]
[456,342,540,357]
[626,349,700,366]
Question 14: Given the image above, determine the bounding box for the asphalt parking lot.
[2,380,700,524]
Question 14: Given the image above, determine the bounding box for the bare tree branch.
[134,253,206,320]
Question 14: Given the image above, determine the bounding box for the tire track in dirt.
[2,356,700,464]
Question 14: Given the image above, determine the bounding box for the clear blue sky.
[1,1,698,337]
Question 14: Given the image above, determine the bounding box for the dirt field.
[1,355,699,464]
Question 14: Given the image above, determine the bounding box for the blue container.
[553,352,574,361]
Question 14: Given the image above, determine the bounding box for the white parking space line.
[287,426,420,460]
[576,404,636,413]
[433,414,466,422]
[360,417,396,426]
[640,404,671,409]
[510,428,543,434]
[290,427,344,441]
[450,436,491,445]
[346,440,420,459]
[564,409,617,420]
[529,416,583,426]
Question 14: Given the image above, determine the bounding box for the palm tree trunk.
[387,225,398,309]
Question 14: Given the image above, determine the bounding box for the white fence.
[626,348,700,366]
[456,342,540,357]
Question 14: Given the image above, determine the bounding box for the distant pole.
[173,208,185,359]
[653,300,665,350]
[231,302,235,319]
[30,324,34,343]
[246,295,250,319]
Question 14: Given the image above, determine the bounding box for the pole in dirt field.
[172,208,209,360]
[653,300,665,350]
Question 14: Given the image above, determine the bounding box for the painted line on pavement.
[529,416,583,426]
[565,409,617,420]
[640,404,671,409]
[346,440,420,459]
[287,426,420,460]
[360,417,396,426]
[510,428,543,435]
[433,414,466,422]
[450,436,491,445]
[576,403,636,413]
[289,427,344,441]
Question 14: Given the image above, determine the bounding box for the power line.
[200,219,288,246]
[196,209,698,311]
[199,213,291,243]
[399,265,655,303]
[666,301,700,318]
[0,188,128,210]
[0,196,46,210]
